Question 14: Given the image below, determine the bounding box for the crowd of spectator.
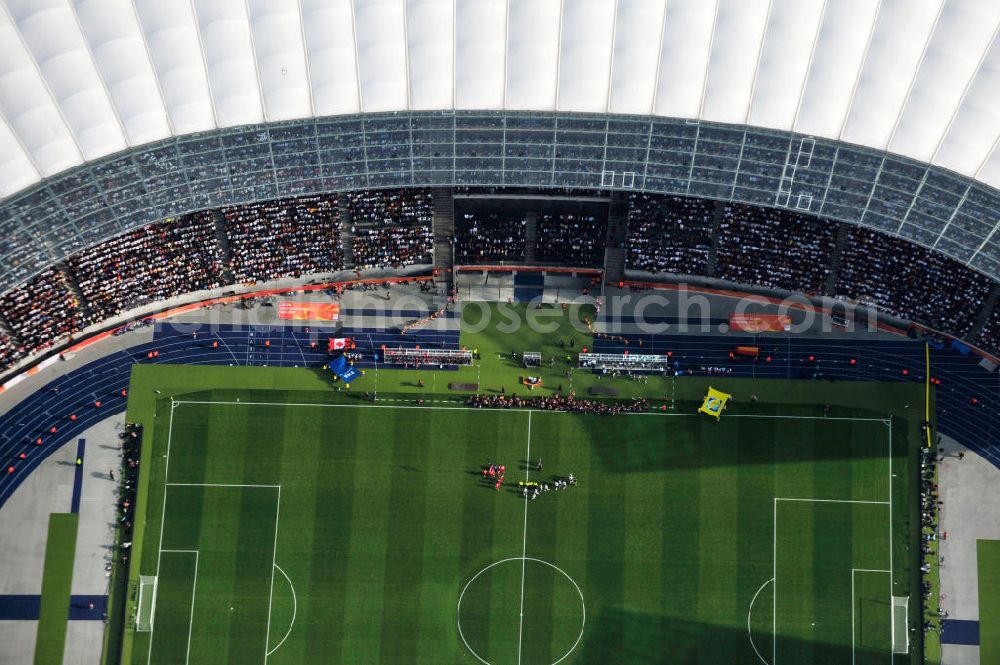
[715,204,838,293]
[834,227,990,335]
[115,423,142,571]
[455,212,526,263]
[5,186,1000,376]
[920,429,944,637]
[0,331,23,370]
[224,195,343,282]
[348,188,433,227]
[976,308,1000,356]
[69,212,226,320]
[348,189,433,269]
[352,227,433,270]
[0,268,93,354]
[625,193,715,275]
[536,213,606,266]
[467,393,651,415]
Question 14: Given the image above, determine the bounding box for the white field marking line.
[264,485,282,663]
[215,334,241,365]
[723,414,888,422]
[293,336,308,366]
[266,564,297,657]
[775,498,890,505]
[147,577,157,632]
[150,403,281,665]
[773,490,894,665]
[456,556,586,665]
[851,568,891,665]
[151,549,200,665]
[748,578,774,665]
[517,411,532,665]
[171,399,889,423]
[147,400,177,665]
[186,551,199,665]
[887,421,894,663]
[166,483,280,488]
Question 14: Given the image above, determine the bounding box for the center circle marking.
[456,557,586,665]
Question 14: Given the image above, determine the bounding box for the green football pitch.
[123,376,916,665]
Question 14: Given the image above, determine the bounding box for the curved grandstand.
[1,185,999,378]
[1,3,999,665]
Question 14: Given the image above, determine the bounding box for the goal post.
[136,575,157,632]
[891,596,909,654]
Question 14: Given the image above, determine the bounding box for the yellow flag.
[698,387,732,420]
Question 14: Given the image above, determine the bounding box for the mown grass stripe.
[378,410,431,661]
[147,551,197,665]
[266,400,325,663]
[580,427,627,664]
[227,487,278,665]
[737,416,777,664]
[696,421,741,664]
[337,410,394,663]
[658,425,702,663]
[545,414,591,664]
[519,418,562,664]
[484,414,529,665]
[301,406,359,663]
[414,411,474,662]
[33,512,79,665]
[621,430,666,659]
[454,412,509,662]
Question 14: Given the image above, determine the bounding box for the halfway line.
[517,411,532,665]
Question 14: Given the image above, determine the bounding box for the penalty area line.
[775,497,889,505]
[266,564,298,657]
[165,483,280,488]
[748,578,774,665]
[263,486,282,662]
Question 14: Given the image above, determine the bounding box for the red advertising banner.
[277,302,340,321]
[729,313,791,332]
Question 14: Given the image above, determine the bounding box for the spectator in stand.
[456,212,526,263]
[835,227,990,335]
[536,213,606,266]
[0,268,93,356]
[224,195,343,282]
[468,392,649,415]
[976,308,1000,356]
[715,204,837,293]
[69,212,226,320]
[348,189,434,270]
[0,331,24,371]
[625,193,714,275]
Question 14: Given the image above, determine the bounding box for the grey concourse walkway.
[0,417,123,665]
[938,434,1000,665]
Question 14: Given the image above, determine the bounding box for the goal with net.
[135,575,157,632]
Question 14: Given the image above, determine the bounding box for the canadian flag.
[329,337,348,351]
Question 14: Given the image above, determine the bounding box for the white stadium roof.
[0,0,999,199]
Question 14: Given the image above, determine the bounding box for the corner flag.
[698,387,731,420]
